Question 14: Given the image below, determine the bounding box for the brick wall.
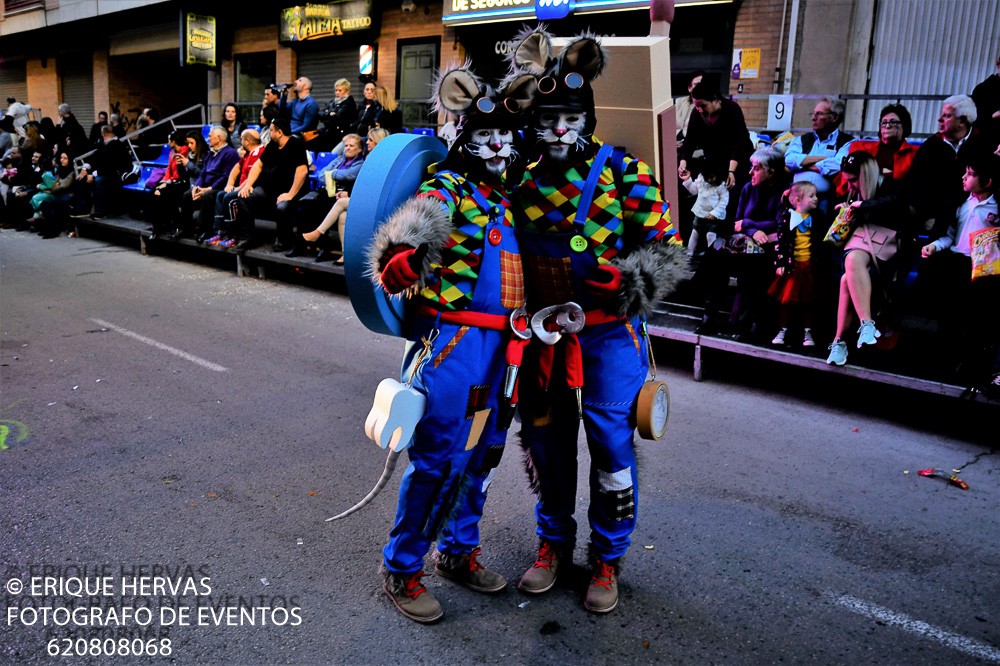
[731,0,790,127]
[25,57,59,119]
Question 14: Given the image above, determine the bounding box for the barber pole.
[359,45,374,76]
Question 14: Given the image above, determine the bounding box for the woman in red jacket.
[836,104,917,197]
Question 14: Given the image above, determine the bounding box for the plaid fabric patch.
[523,254,574,307]
[434,325,469,368]
[607,488,635,521]
[515,139,680,264]
[499,250,525,309]
[465,384,490,419]
[416,169,513,311]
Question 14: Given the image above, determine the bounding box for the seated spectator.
[88,124,133,218]
[917,152,999,385]
[768,182,825,348]
[836,104,917,197]
[826,152,910,366]
[230,117,309,252]
[2,146,38,225]
[27,149,75,238]
[291,132,366,258]
[259,104,279,146]
[220,103,247,151]
[280,77,320,138]
[21,121,50,162]
[0,115,14,157]
[784,96,854,214]
[263,84,282,120]
[167,126,241,241]
[301,128,388,263]
[679,157,729,261]
[148,131,191,235]
[373,85,402,134]
[89,111,108,145]
[352,81,381,136]
[678,81,753,221]
[907,94,988,237]
[317,78,358,150]
[204,129,265,247]
[694,147,787,336]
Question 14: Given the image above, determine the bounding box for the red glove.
[584,264,622,303]
[379,244,427,294]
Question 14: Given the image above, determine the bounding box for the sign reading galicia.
[183,14,216,66]
[280,2,374,42]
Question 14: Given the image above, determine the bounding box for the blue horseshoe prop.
[344,133,449,336]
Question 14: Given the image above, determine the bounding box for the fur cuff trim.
[366,196,452,291]
[612,242,690,318]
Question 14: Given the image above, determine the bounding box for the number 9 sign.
[768,94,793,131]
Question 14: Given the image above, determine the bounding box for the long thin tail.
[325,451,401,521]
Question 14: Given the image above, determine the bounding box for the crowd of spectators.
[4,63,999,389]
[0,73,408,258]
[674,78,1000,390]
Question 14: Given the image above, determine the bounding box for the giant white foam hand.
[364,378,427,452]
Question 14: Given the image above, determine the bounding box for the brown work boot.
[434,547,507,593]
[517,541,562,594]
[381,566,444,623]
[583,557,619,614]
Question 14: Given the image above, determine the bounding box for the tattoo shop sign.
[279,1,375,43]
[182,14,216,67]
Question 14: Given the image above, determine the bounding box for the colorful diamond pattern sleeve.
[516,141,680,262]
[415,170,513,311]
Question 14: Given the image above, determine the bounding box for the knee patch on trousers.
[598,467,635,521]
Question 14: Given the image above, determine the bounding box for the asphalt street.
[1,228,998,665]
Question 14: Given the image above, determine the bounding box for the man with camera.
[278,77,320,139]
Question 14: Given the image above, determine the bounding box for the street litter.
[518,601,530,608]
[261,578,270,587]
[72,386,79,390]
[917,467,969,490]
[644,545,654,550]
[296,538,303,546]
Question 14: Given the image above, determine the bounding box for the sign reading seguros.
[442,0,649,24]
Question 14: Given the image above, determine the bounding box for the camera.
[270,82,294,94]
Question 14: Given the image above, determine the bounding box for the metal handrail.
[73,104,206,176]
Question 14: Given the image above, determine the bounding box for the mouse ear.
[510,26,552,76]
[434,67,483,114]
[501,74,538,112]
[560,35,606,81]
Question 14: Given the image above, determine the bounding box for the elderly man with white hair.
[166,125,240,241]
[907,94,990,237]
[784,96,855,213]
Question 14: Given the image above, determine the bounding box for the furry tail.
[613,242,690,319]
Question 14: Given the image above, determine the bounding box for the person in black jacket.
[317,78,357,149]
[88,125,133,218]
[352,81,381,136]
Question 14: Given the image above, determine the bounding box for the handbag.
[144,167,166,190]
[970,226,1000,281]
[824,199,855,247]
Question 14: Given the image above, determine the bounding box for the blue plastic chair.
[142,145,171,167]
[411,127,435,137]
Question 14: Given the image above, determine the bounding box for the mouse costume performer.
[366,66,536,623]
[507,28,686,613]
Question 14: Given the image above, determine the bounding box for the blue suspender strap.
[575,143,614,225]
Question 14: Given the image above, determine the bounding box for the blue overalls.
[383,183,522,575]
[516,145,650,562]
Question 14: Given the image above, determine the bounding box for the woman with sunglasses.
[826,151,911,366]
[835,104,918,197]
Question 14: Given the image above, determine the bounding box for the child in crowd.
[919,153,999,386]
[769,181,822,346]
[680,159,729,260]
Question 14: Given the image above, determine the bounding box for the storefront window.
[236,52,276,111]
[397,39,439,130]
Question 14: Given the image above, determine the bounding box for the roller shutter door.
[297,49,362,106]
[59,55,95,123]
[866,0,1000,134]
[0,60,28,107]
